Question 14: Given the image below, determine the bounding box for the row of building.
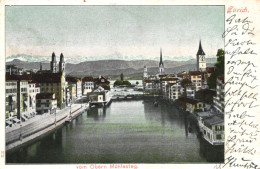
[5,53,110,122]
[143,41,224,145]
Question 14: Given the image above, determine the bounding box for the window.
[216,134,222,140]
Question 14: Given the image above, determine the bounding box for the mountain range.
[6,54,217,64]
[6,58,216,79]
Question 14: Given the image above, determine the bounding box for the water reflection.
[87,107,106,121]
[7,99,223,163]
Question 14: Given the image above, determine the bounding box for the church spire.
[159,48,163,66]
[196,40,205,56]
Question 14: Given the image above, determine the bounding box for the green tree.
[136,81,139,85]
[120,73,124,81]
[207,49,225,89]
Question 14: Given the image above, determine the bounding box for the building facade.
[213,77,225,113]
[36,93,57,114]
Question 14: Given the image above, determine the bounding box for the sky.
[6,6,224,61]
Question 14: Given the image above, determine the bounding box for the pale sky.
[6,6,224,60]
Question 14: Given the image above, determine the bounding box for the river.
[6,99,224,163]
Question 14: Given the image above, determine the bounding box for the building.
[87,87,111,107]
[5,80,18,118]
[27,82,40,116]
[158,48,165,75]
[143,66,148,79]
[160,77,179,97]
[189,71,202,91]
[178,97,208,114]
[82,76,95,95]
[36,93,57,114]
[167,82,181,101]
[199,114,224,145]
[6,65,23,75]
[66,76,82,100]
[143,78,160,93]
[196,40,206,72]
[6,74,42,119]
[17,80,29,119]
[213,77,225,113]
[186,85,196,98]
[34,72,66,109]
[95,76,110,90]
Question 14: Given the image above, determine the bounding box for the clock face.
[200,55,205,61]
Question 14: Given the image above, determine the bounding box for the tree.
[136,81,139,85]
[120,73,124,81]
[207,49,225,89]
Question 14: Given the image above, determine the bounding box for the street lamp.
[70,99,72,118]
[19,112,22,141]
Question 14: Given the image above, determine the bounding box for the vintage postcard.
[0,0,259,169]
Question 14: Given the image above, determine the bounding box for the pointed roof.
[40,62,42,71]
[159,48,163,66]
[60,53,64,62]
[52,52,56,62]
[196,40,205,56]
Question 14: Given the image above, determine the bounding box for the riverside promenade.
[6,104,85,151]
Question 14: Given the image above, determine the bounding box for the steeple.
[50,52,58,73]
[40,62,42,71]
[52,52,56,62]
[158,48,165,75]
[196,40,205,56]
[159,48,163,66]
[59,53,65,73]
[196,40,206,72]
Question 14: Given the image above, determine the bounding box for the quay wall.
[6,104,84,151]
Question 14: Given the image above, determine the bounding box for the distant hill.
[6,58,216,78]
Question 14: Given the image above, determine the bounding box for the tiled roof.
[66,76,79,83]
[178,97,199,104]
[189,71,201,76]
[206,67,215,73]
[36,93,55,100]
[96,76,110,84]
[144,79,152,83]
[35,84,41,88]
[6,72,63,83]
[82,76,94,82]
[161,78,179,81]
[166,83,177,87]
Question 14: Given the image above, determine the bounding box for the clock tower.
[196,40,206,71]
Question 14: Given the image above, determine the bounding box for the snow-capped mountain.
[6,53,216,64]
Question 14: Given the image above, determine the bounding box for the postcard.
[0,0,259,169]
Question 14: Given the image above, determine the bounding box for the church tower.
[196,40,206,71]
[50,52,58,73]
[143,66,148,79]
[159,48,165,75]
[59,53,65,73]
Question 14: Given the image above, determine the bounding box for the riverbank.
[6,104,86,151]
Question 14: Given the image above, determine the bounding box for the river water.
[6,99,224,163]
